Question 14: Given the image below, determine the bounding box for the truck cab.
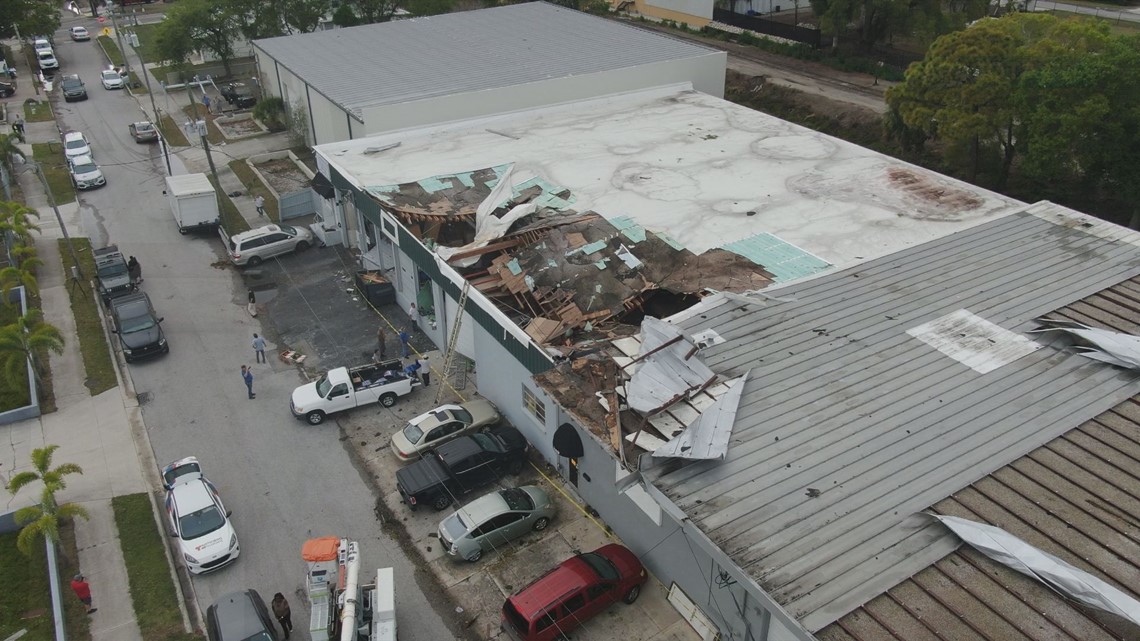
[94,245,134,306]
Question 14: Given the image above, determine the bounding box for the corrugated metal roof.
[821,266,1140,641]
[644,205,1140,633]
[253,3,720,117]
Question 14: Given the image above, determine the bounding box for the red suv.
[501,543,647,641]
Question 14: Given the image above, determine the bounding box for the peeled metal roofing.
[253,3,720,117]
[645,205,1140,632]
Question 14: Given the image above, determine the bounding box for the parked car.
[222,223,313,267]
[36,49,58,70]
[439,486,555,562]
[100,69,124,90]
[219,82,256,109]
[33,38,53,54]
[0,82,14,98]
[60,74,87,101]
[290,358,419,425]
[69,26,90,41]
[396,425,529,511]
[62,131,92,163]
[93,245,134,305]
[500,544,647,641]
[207,590,279,641]
[110,292,169,362]
[162,456,203,491]
[69,154,105,190]
[129,120,158,143]
[164,459,239,575]
[390,398,500,462]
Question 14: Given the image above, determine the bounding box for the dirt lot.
[255,157,310,195]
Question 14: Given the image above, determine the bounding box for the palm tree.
[0,254,42,300]
[0,308,64,388]
[0,134,25,173]
[7,444,89,555]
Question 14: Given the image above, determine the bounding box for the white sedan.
[62,131,92,163]
[162,457,240,574]
[101,69,124,90]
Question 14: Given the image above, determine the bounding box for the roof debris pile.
[369,164,774,348]
[535,316,743,465]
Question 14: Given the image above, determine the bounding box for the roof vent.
[906,309,1042,374]
[691,329,725,349]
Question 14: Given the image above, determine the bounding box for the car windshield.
[279,225,297,236]
[73,162,97,174]
[102,71,118,80]
[38,52,53,59]
[453,407,473,424]
[120,311,156,333]
[470,433,503,453]
[62,79,81,89]
[98,262,127,278]
[64,139,86,150]
[402,422,424,444]
[314,375,331,397]
[179,504,226,540]
[135,123,154,133]
[500,488,534,511]
[231,84,252,97]
[579,552,620,582]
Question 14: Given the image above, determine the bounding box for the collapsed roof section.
[368,163,775,348]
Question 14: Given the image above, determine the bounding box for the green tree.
[0,201,41,300]
[7,444,88,555]
[330,0,402,25]
[225,0,330,39]
[153,0,243,77]
[0,0,61,42]
[0,308,63,388]
[0,133,25,172]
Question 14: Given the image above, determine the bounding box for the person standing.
[254,194,266,217]
[272,593,293,639]
[398,328,411,359]
[127,256,141,287]
[252,333,267,363]
[241,365,255,399]
[407,302,419,332]
[70,574,97,614]
[376,326,387,360]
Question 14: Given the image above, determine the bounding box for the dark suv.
[206,590,279,641]
[397,425,529,511]
[219,82,256,109]
[94,246,134,306]
[110,292,168,362]
[60,74,87,102]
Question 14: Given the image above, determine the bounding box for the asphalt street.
[49,16,458,641]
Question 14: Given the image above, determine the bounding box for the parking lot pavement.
[260,246,699,641]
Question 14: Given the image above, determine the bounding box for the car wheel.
[306,410,325,425]
[623,585,641,604]
[247,256,263,267]
[178,227,187,235]
[296,240,310,252]
[466,549,482,563]
[379,392,397,407]
[431,494,451,511]
[509,459,524,475]
[532,517,549,531]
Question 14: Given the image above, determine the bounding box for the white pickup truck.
[291,358,420,425]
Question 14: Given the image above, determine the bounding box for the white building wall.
[647,0,714,20]
[254,47,360,145]
[360,56,726,137]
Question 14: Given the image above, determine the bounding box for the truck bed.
[349,360,406,391]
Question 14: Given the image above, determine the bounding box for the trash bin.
[355,270,395,307]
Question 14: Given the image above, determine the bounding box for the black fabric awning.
[553,423,585,459]
[311,172,335,199]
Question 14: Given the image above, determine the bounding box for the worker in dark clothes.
[272,592,293,639]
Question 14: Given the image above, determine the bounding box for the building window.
[522,386,546,425]
[380,211,399,241]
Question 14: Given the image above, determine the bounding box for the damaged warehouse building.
[312,85,1140,641]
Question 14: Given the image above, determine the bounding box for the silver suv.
[222,223,314,267]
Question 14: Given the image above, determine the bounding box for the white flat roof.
[317,86,1025,269]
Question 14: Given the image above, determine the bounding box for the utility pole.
[32,162,84,279]
[108,8,131,81]
[126,31,171,175]
[185,77,220,187]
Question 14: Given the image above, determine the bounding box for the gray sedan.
[438,485,555,562]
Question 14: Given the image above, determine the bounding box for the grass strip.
[112,493,199,641]
[31,143,76,206]
[0,301,31,411]
[130,22,162,63]
[127,72,148,94]
[57,238,117,395]
[157,114,191,147]
[227,159,279,222]
[96,35,124,67]
[24,100,54,122]
[0,520,92,641]
[207,173,251,235]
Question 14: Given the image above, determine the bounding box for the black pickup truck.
[94,245,134,306]
[396,425,529,511]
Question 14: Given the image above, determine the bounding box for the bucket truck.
[302,537,396,641]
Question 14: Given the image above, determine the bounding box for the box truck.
[165,173,220,234]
